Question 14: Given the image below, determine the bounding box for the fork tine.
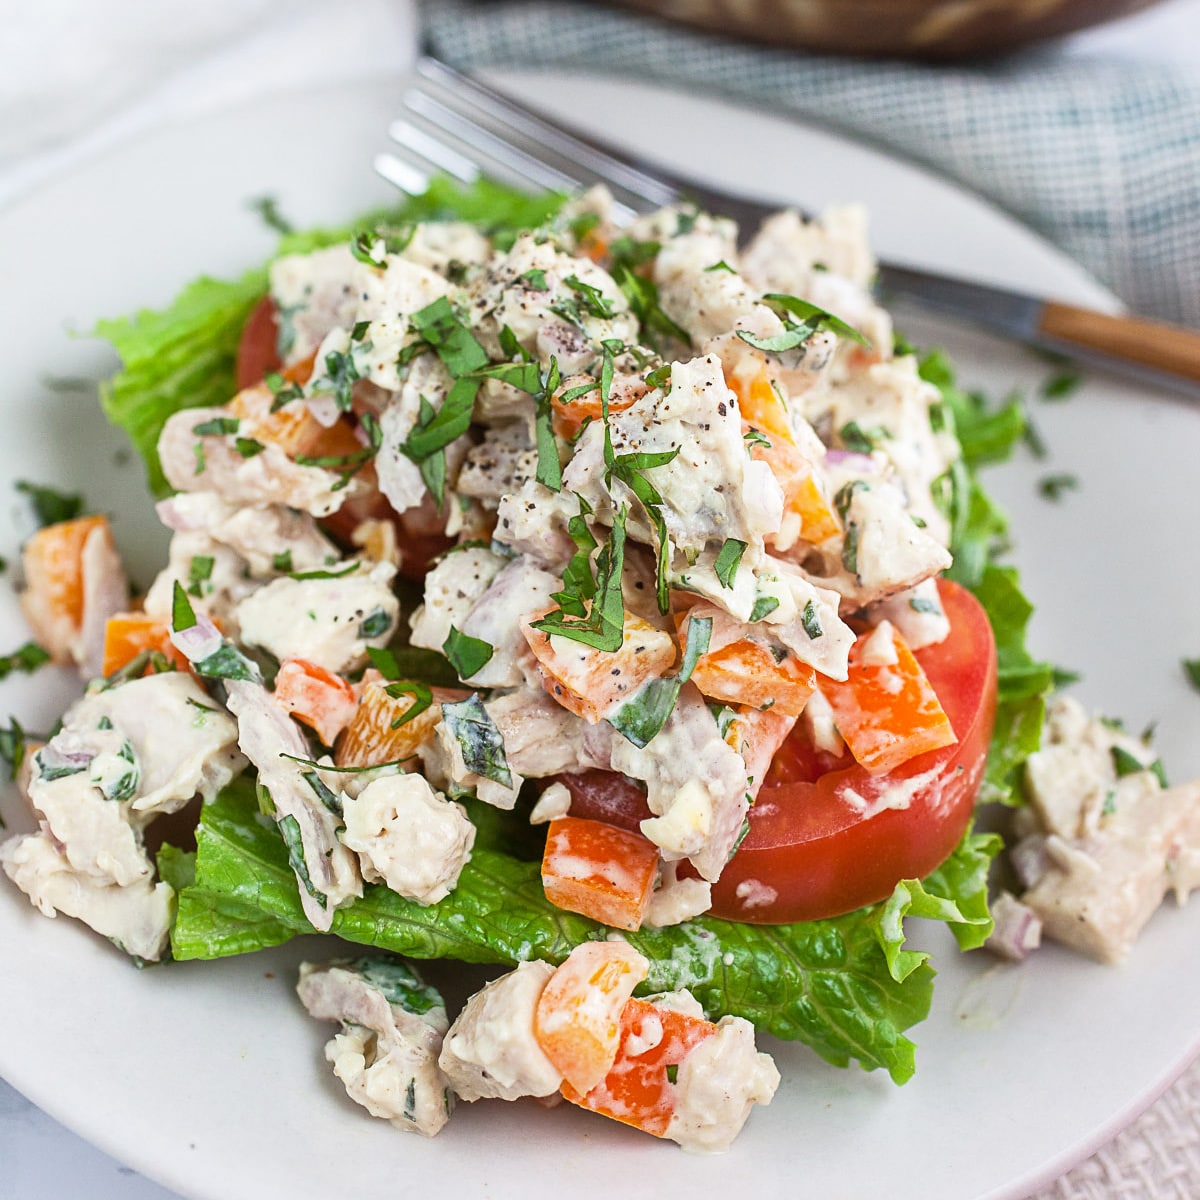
[408,57,678,214]
[373,151,431,196]
[400,89,584,196]
[387,119,480,184]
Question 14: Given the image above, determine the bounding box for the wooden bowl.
[613,0,1162,60]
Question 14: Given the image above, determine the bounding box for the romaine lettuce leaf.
[171,779,996,1084]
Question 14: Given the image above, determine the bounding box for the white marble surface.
[1,1,1198,1196]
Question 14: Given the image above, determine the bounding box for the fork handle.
[1038,303,1200,385]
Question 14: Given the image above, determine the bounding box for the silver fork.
[378,55,1200,402]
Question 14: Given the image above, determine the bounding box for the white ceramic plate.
[2,73,1199,1200]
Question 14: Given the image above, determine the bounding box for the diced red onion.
[986,892,1043,962]
[169,612,224,664]
[1010,833,1050,890]
[823,450,877,472]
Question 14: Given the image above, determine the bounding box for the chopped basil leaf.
[713,539,747,590]
[400,378,479,506]
[409,295,489,378]
[1038,473,1079,501]
[272,550,294,574]
[442,626,495,681]
[359,606,393,639]
[191,416,241,437]
[171,581,197,632]
[708,703,737,737]
[384,680,433,729]
[314,348,361,413]
[96,740,139,803]
[1041,370,1081,401]
[704,260,735,273]
[15,480,83,527]
[246,194,294,235]
[441,695,512,787]
[559,379,598,404]
[801,599,823,640]
[193,642,262,683]
[744,428,771,449]
[679,616,712,683]
[280,751,412,774]
[193,442,206,475]
[0,717,30,781]
[833,479,870,524]
[266,372,305,412]
[563,274,616,319]
[643,363,672,390]
[611,617,711,748]
[763,293,871,347]
[235,436,266,459]
[842,523,860,576]
[1183,659,1200,693]
[518,268,548,291]
[350,231,386,267]
[0,642,51,681]
[302,771,343,817]
[532,505,627,651]
[187,554,215,598]
[749,594,779,622]
[39,758,88,783]
[1110,745,1148,779]
[288,561,359,581]
[839,420,887,454]
[277,813,326,907]
[351,320,371,343]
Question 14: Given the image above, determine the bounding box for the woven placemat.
[1031,1053,1200,1199]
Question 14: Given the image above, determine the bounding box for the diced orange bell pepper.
[541,816,660,931]
[727,364,841,544]
[677,607,816,718]
[273,659,358,747]
[521,610,677,723]
[101,613,191,677]
[550,373,644,440]
[561,996,718,1136]
[818,621,957,775]
[534,941,649,1096]
[333,678,445,769]
[228,351,362,462]
[21,515,114,664]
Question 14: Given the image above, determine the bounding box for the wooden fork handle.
[1038,302,1200,385]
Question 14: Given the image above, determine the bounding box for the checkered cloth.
[421,0,1200,328]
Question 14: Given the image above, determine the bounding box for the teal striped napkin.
[421,0,1200,327]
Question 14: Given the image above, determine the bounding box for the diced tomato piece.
[334,678,443,769]
[727,364,840,544]
[101,613,191,677]
[521,610,677,723]
[541,816,660,931]
[235,296,281,389]
[677,606,816,718]
[273,659,358,747]
[818,621,957,775]
[533,941,649,1096]
[561,997,718,1136]
[21,515,114,664]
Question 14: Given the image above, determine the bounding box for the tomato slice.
[709,578,996,923]
[236,296,281,389]
[551,579,996,925]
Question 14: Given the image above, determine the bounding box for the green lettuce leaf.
[172,780,995,1084]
